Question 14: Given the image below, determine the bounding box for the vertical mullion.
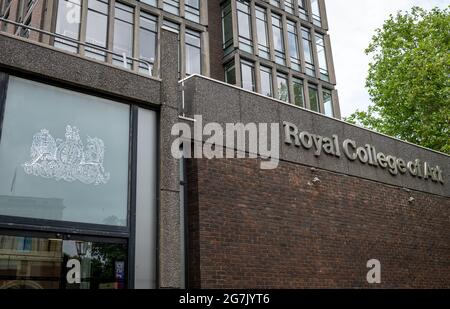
[133,5,140,72]
[0,72,9,143]
[79,0,88,56]
[107,0,116,64]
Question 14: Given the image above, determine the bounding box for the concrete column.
[324,34,336,85]
[332,89,341,119]
[318,0,328,30]
[159,28,182,288]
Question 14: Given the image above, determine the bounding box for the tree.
[346,6,450,154]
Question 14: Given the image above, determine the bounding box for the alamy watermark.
[171,115,280,170]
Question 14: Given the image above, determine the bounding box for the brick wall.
[186,158,450,288]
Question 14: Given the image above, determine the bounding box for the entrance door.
[0,233,127,289]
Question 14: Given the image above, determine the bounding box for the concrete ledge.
[0,33,161,105]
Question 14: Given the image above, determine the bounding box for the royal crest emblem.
[22,125,110,185]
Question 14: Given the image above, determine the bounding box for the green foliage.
[345,6,450,154]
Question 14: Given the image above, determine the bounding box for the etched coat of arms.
[22,126,110,185]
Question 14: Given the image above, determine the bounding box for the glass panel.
[163,0,179,15]
[0,77,129,226]
[260,66,273,97]
[277,73,289,102]
[315,34,329,81]
[185,0,200,23]
[237,1,253,53]
[323,90,333,117]
[85,0,109,61]
[255,6,269,59]
[284,0,294,14]
[311,0,321,27]
[270,0,280,7]
[293,78,304,107]
[54,0,82,53]
[298,0,308,20]
[272,14,285,65]
[221,2,233,55]
[302,27,315,77]
[224,62,236,85]
[113,3,134,69]
[240,60,255,92]
[141,0,157,7]
[287,21,300,71]
[0,234,127,289]
[139,13,157,75]
[309,86,320,112]
[135,108,157,289]
[185,30,201,75]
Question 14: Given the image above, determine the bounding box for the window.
[0,77,130,225]
[54,0,82,53]
[255,6,269,59]
[113,3,134,69]
[298,0,308,20]
[140,0,157,6]
[185,0,200,23]
[315,34,329,81]
[287,20,300,71]
[224,61,236,85]
[221,2,233,55]
[270,0,280,7]
[302,27,315,77]
[276,72,289,102]
[240,60,255,91]
[236,0,253,53]
[85,0,108,62]
[185,29,201,75]
[309,86,320,112]
[260,66,273,97]
[163,0,179,15]
[284,0,294,14]
[271,14,286,65]
[292,78,305,107]
[311,0,321,27]
[139,12,157,75]
[323,90,334,117]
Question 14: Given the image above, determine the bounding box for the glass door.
[0,233,127,289]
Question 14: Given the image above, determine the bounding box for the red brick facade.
[186,158,450,288]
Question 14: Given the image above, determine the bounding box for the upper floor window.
[113,3,134,69]
[54,0,82,53]
[323,89,334,117]
[276,72,289,102]
[260,66,273,97]
[221,1,233,55]
[255,6,269,59]
[309,86,320,112]
[240,60,255,92]
[284,0,294,14]
[185,29,201,75]
[270,0,280,8]
[140,0,157,7]
[85,0,109,61]
[302,27,315,77]
[163,0,179,15]
[185,0,200,23]
[139,12,157,75]
[315,33,329,81]
[271,14,286,65]
[236,0,253,53]
[224,61,236,85]
[311,0,321,27]
[287,20,300,71]
[298,0,308,21]
[292,77,305,107]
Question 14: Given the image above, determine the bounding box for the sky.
[325,0,448,118]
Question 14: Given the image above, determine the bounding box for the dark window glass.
[224,61,236,85]
[221,2,233,55]
[0,234,127,289]
[292,78,304,107]
[309,86,320,112]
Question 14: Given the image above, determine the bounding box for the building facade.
[0,0,448,289]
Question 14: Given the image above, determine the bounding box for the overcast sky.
[325,0,448,118]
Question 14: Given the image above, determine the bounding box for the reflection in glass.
[185,30,201,75]
[237,1,253,53]
[260,66,273,97]
[309,86,320,112]
[240,60,255,92]
[85,0,108,61]
[113,3,134,69]
[54,0,82,53]
[277,73,289,102]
